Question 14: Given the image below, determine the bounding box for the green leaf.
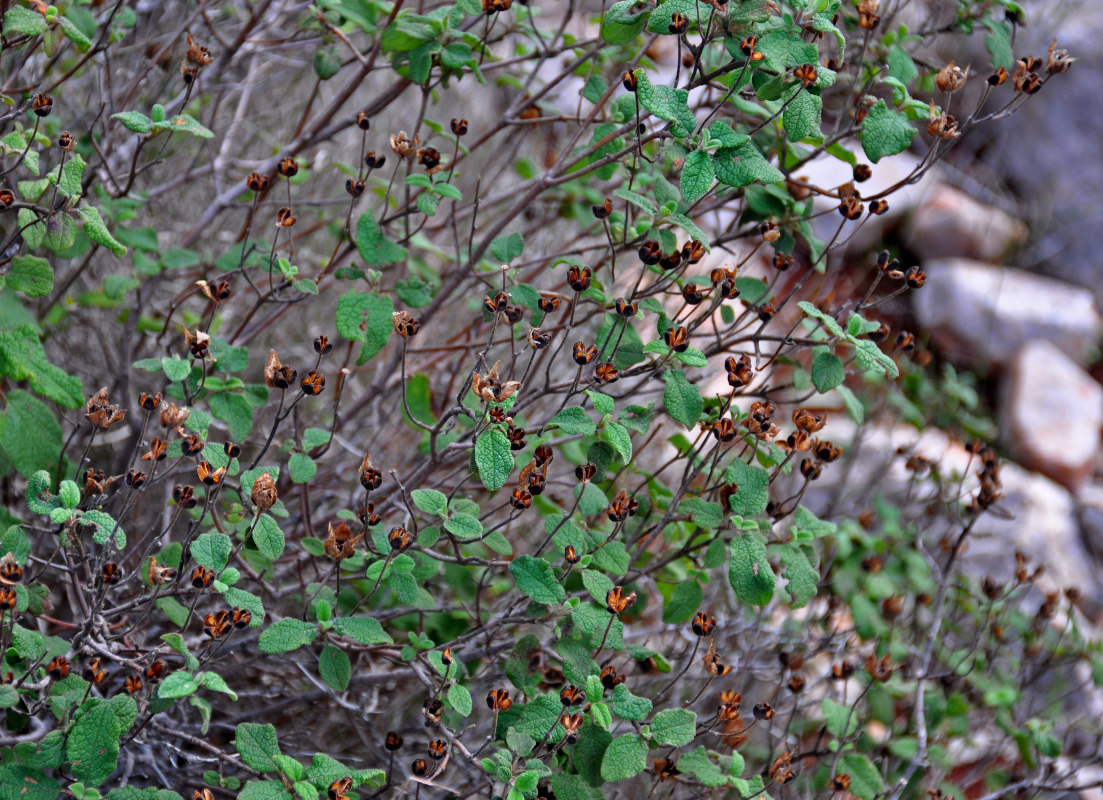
[313,44,342,79]
[448,683,473,716]
[444,512,482,541]
[887,45,918,85]
[192,533,231,572]
[610,684,652,721]
[68,700,121,786]
[475,428,513,491]
[548,406,596,436]
[252,513,285,561]
[162,356,190,382]
[985,20,1015,70]
[859,101,916,164]
[335,290,394,365]
[677,747,727,786]
[209,392,253,441]
[822,697,858,738]
[649,708,696,746]
[0,325,84,407]
[78,204,127,256]
[777,542,818,608]
[258,618,318,654]
[841,754,885,800]
[235,723,281,773]
[355,214,408,265]
[783,89,822,142]
[510,555,565,606]
[288,453,316,484]
[663,370,702,429]
[7,256,53,297]
[614,187,657,216]
[714,142,783,187]
[157,671,200,699]
[756,29,818,72]
[852,339,900,378]
[4,6,47,36]
[811,351,845,393]
[600,734,648,782]
[680,150,714,205]
[601,421,632,463]
[198,671,237,700]
[111,111,152,133]
[318,646,351,691]
[721,460,770,516]
[58,153,86,197]
[662,580,703,624]
[601,0,650,44]
[412,488,448,517]
[238,781,292,800]
[0,765,60,800]
[332,616,392,645]
[837,385,864,425]
[635,71,696,137]
[0,390,62,478]
[489,232,524,263]
[728,533,775,606]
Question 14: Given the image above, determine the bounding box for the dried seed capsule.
[277,157,299,177]
[356,111,372,130]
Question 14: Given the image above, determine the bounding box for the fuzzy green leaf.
[859,101,916,164]
[356,214,408,266]
[332,616,393,645]
[680,150,714,205]
[549,406,596,436]
[318,646,351,691]
[475,428,513,492]
[112,111,152,133]
[663,369,702,429]
[729,533,775,606]
[68,700,122,786]
[610,684,652,721]
[3,6,46,36]
[721,460,770,516]
[841,754,885,800]
[649,708,696,746]
[783,89,822,142]
[447,683,473,716]
[777,542,818,608]
[235,723,281,773]
[78,204,127,256]
[662,580,703,624]
[258,618,317,654]
[601,421,632,463]
[7,256,53,297]
[288,453,316,484]
[811,351,845,392]
[510,555,565,606]
[192,532,231,572]
[252,513,285,561]
[600,734,648,782]
[0,390,62,479]
[0,325,83,407]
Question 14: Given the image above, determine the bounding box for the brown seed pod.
[277,156,299,177]
[32,93,54,117]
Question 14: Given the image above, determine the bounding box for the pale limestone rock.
[1001,340,1103,489]
[913,259,1103,367]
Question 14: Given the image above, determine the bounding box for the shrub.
[0,1,1098,799]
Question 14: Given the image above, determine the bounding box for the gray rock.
[1001,339,1103,489]
[903,183,1027,263]
[913,258,1102,367]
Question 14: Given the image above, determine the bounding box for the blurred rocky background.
[813,0,1103,620]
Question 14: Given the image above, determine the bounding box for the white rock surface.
[903,183,1026,263]
[1001,340,1103,489]
[912,258,1103,366]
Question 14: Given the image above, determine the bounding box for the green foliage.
[0,3,1089,797]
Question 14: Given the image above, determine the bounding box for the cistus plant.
[0,1,1098,799]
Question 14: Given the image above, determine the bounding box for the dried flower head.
[85,387,127,430]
